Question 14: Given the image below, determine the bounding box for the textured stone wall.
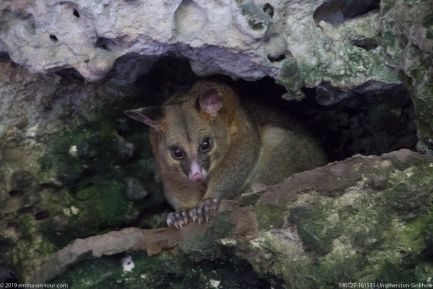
[0,0,399,96]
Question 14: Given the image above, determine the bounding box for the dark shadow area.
[33,54,417,259]
[50,251,283,289]
[55,67,85,82]
[0,241,17,283]
[0,52,11,61]
[229,77,417,161]
[294,81,417,160]
[132,56,417,162]
[349,36,379,51]
[95,37,117,51]
[134,56,198,104]
[314,0,380,26]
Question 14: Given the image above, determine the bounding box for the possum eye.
[170,146,185,160]
[199,137,213,153]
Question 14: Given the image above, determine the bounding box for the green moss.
[51,252,271,289]
[376,261,417,283]
[422,13,433,39]
[239,4,268,32]
[290,204,341,255]
[379,29,406,66]
[121,131,157,188]
[1,90,163,281]
[37,103,161,237]
[410,61,431,83]
[353,188,433,284]
[73,180,133,226]
[40,119,123,185]
[412,85,433,147]
[256,204,286,229]
[213,213,236,236]
[247,19,264,31]
[384,166,433,219]
[414,262,433,283]
[378,1,433,148]
[6,233,58,280]
[36,179,137,248]
[400,208,433,251]
[31,179,140,248]
[380,0,394,14]
[271,164,433,286]
[19,214,39,238]
[181,213,237,260]
[37,241,58,256]
[339,201,390,249]
[242,156,433,288]
[316,250,368,286]
[240,192,261,207]
[277,58,304,92]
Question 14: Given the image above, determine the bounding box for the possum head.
[125,81,238,183]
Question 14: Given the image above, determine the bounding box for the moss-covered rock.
[237,151,433,289]
[0,58,166,280]
[2,119,162,279]
[50,252,274,289]
[378,0,433,153]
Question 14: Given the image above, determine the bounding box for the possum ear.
[124,107,165,132]
[198,88,224,117]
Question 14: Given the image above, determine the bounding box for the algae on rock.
[36,150,433,288]
[239,151,433,289]
[378,0,433,153]
[0,58,163,280]
[51,252,275,289]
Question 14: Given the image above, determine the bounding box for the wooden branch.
[30,227,181,283]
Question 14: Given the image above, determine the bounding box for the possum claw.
[167,213,174,227]
[189,208,199,223]
[167,199,219,229]
[181,211,189,223]
[192,198,219,224]
[167,210,190,228]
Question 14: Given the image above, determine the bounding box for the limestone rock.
[0,58,162,281]
[0,0,401,95]
[378,0,433,153]
[28,150,433,288]
[183,149,433,289]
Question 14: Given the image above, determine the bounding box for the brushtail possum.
[125,80,327,228]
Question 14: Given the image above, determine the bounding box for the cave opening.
[0,50,422,285]
[313,0,381,27]
[35,54,419,224]
[23,53,418,250]
[123,55,417,162]
[296,82,417,160]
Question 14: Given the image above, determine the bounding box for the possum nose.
[191,172,203,182]
[189,160,206,182]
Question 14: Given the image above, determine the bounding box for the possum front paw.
[166,198,219,229]
[189,198,219,224]
[166,210,190,229]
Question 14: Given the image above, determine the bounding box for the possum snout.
[189,160,208,182]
